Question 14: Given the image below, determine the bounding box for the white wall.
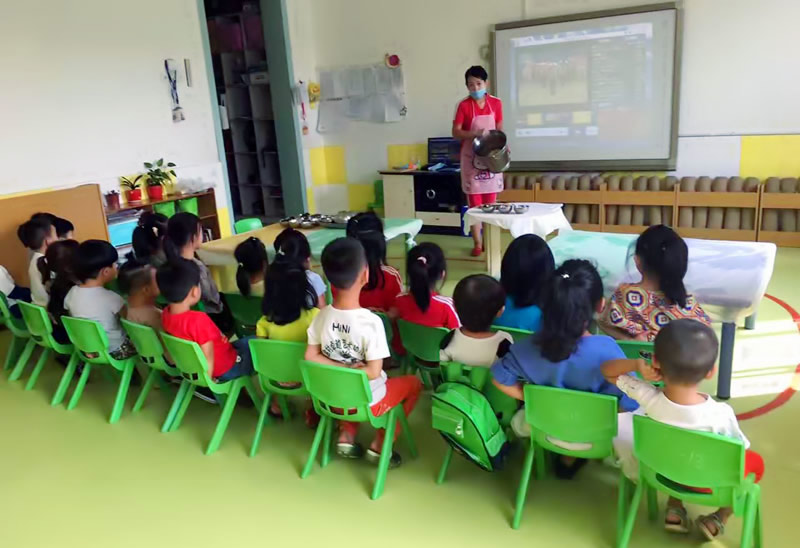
[0,0,222,196]
[288,0,800,186]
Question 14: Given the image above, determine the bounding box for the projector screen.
[494,4,680,170]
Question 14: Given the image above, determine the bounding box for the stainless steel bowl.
[288,218,301,228]
[473,130,510,173]
[480,204,497,213]
[513,204,529,214]
[300,220,315,229]
[497,204,513,214]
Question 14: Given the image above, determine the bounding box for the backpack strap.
[496,338,512,358]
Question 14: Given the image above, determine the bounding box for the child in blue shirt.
[491,259,638,477]
[494,234,554,332]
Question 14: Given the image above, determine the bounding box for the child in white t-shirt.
[439,274,513,367]
[603,319,764,541]
[17,218,57,306]
[65,240,135,360]
[0,266,32,319]
[306,237,421,468]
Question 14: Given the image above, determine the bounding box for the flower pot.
[105,193,120,210]
[147,185,164,201]
[126,189,142,202]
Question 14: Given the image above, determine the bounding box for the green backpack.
[432,381,509,471]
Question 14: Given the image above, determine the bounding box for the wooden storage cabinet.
[759,177,800,246]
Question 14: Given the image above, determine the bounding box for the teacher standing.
[452,65,505,257]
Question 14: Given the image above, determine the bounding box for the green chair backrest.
[0,293,28,337]
[633,415,748,510]
[121,319,174,372]
[491,325,533,344]
[234,218,264,234]
[617,340,655,363]
[397,319,448,362]
[17,302,71,353]
[160,332,217,390]
[300,360,372,422]
[524,384,618,459]
[62,316,116,365]
[249,339,307,395]
[224,293,262,334]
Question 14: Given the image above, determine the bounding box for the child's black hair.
[321,237,366,290]
[156,258,200,303]
[407,242,446,312]
[262,255,316,325]
[536,259,603,362]
[346,212,386,291]
[654,319,719,384]
[234,237,268,297]
[131,212,168,264]
[31,212,72,238]
[274,228,312,264]
[17,218,52,251]
[41,240,80,323]
[453,274,505,332]
[635,224,689,308]
[117,256,155,296]
[73,240,118,283]
[501,234,555,308]
[164,212,201,263]
[465,65,488,83]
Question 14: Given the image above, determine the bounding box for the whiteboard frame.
[493,2,683,172]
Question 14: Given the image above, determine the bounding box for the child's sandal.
[664,506,690,534]
[696,513,725,540]
[336,442,364,459]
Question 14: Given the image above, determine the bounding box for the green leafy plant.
[120,175,143,190]
[144,158,176,187]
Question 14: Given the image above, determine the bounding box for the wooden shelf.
[757,230,800,247]
[105,190,214,214]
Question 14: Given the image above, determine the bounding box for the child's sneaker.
[365,448,402,469]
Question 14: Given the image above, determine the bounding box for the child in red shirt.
[157,258,254,381]
[395,242,459,328]
[344,212,403,312]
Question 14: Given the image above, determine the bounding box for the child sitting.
[395,242,459,329]
[164,212,231,332]
[17,217,57,306]
[604,319,763,540]
[158,258,254,382]
[130,212,168,267]
[495,234,554,332]
[439,274,512,367]
[65,240,135,359]
[31,212,74,240]
[491,260,638,478]
[0,266,32,319]
[41,240,80,344]
[345,212,402,312]
[305,237,421,468]
[599,224,710,341]
[118,258,162,331]
[234,237,268,297]
[274,228,326,307]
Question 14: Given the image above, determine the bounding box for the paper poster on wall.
[317,61,407,133]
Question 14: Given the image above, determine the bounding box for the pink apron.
[460,98,505,195]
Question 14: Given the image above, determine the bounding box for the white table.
[463,203,573,276]
[548,230,777,399]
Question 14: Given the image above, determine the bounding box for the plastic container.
[153,201,176,218]
[177,197,198,216]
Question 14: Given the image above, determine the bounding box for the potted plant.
[104,190,121,210]
[144,159,176,201]
[120,175,143,202]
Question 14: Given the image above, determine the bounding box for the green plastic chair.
[0,293,30,372]
[224,293,262,338]
[513,385,622,531]
[12,302,78,400]
[248,339,308,457]
[396,319,448,387]
[234,218,263,234]
[160,332,262,455]
[299,360,418,500]
[491,325,533,344]
[617,340,655,362]
[618,415,762,548]
[61,316,138,424]
[120,319,181,424]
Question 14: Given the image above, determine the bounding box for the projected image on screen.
[495,8,677,167]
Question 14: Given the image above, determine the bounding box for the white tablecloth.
[463,203,573,238]
[548,230,777,323]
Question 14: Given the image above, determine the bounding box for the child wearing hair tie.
[234,237,268,297]
[395,243,459,330]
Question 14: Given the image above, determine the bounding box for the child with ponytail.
[273,228,326,308]
[395,243,459,329]
[41,239,80,344]
[234,237,268,297]
[345,212,402,312]
[599,225,710,342]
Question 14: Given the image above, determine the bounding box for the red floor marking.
[736,294,800,421]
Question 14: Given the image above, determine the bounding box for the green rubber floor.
[1,237,798,548]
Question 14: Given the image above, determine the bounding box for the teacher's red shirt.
[453,95,503,131]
